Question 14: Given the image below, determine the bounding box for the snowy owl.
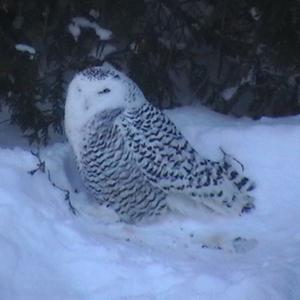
[65,63,255,223]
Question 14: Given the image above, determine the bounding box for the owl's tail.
[209,153,256,215]
[189,152,256,216]
[221,154,255,194]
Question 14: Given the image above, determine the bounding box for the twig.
[0,119,10,125]
[47,170,78,215]
[28,150,46,175]
[29,150,78,215]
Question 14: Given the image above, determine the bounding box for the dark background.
[0,0,299,144]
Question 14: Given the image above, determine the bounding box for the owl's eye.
[97,88,111,95]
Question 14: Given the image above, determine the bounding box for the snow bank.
[221,86,238,101]
[15,44,36,59]
[68,17,112,42]
[0,105,300,299]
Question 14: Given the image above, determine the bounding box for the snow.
[89,9,99,19]
[250,7,261,21]
[68,17,112,42]
[15,44,36,59]
[221,86,238,101]
[0,105,300,299]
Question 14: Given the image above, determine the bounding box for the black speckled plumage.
[65,65,255,223]
[79,108,168,223]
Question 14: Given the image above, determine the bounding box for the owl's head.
[66,63,145,115]
[65,63,146,152]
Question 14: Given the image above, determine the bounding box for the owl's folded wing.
[117,103,255,216]
[117,104,205,193]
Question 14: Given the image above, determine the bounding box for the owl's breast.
[78,109,133,202]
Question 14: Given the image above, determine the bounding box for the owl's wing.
[117,103,205,193]
[117,103,255,216]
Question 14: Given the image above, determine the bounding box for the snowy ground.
[0,105,300,300]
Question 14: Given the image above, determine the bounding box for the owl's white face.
[65,64,146,158]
